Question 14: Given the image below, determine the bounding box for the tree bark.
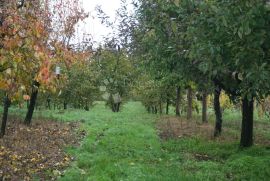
[166,98,169,115]
[214,86,222,137]
[176,86,181,117]
[24,81,40,125]
[117,103,121,112]
[27,100,30,108]
[0,95,10,138]
[147,106,151,113]
[151,106,155,114]
[240,96,254,147]
[64,101,67,110]
[159,101,162,114]
[202,91,208,123]
[187,87,193,120]
[47,97,51,110]
[84,102,89,111]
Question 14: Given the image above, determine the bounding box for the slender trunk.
[84,101,89,111]
[187,87,193,120]
[24,81,40,125]
[0,96,11,138]
[64,101,67,110]
[47,98,51,110]
[166,98,169,115]
[240,96,254,147]
[116,103,121,112]
[27,100,30,108]
[176,86,181,117]
[147,106,151,113]
[151,106,155,114]
[214,86,222,137]
[202,91,208,123]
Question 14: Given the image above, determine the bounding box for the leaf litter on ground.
[0,118,85,181]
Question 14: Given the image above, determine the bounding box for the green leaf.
[238,30,243,39]
[174,0,179,7]
[222,16,228,27]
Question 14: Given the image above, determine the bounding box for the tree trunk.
[84,101,89,111]
[166,98,169,115]
[176,86,181,117]
[147,106,151,113]
[240,96,254,147]
[27,100,30,108]
[151,106,155,114]
[202,91,208,123]
[24,81,40,125]
[116,103,121,112]
[187,87,193,120]
[159,101,162,114]
[64,101,67,110]
[0,96,11,138]
[47,98,51,110]
[214,86,222,137]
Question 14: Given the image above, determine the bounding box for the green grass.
[7,102,270,180]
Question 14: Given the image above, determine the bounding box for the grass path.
[58,102,181,180]
[9,102,270,180]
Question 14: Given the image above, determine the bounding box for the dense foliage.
[127,0,270,147]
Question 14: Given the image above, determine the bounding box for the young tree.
[0,0,88,136]
[94,46,134,112]
[22,0,88,125]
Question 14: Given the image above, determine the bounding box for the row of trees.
[0,0,89,137]
[1,0,269,149]
[127,0,270,147]
[30,45,135,113]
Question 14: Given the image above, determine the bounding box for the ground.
[0,118,85,180]
[1,102,270,180]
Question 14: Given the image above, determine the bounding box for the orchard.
[0,0,270,180]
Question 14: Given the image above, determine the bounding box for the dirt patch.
[0,118,85,181]
[193,153,212,161]
[157,116,270,146]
